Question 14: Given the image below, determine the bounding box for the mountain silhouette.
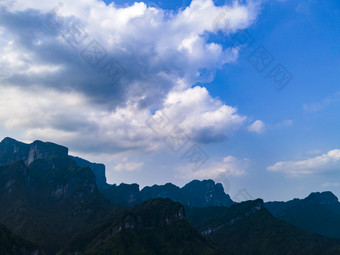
[1,137,340,254]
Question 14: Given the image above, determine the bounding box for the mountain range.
[1,137,340,254]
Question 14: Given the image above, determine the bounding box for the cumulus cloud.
[0,86,156,153]
[248,120,265,133]
[161,86,247,143]
[0,0,262,153]
[0,85,246,153]
[0,0,260,107]
[267,149,340,176]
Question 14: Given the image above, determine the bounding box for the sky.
[0,0,339,201]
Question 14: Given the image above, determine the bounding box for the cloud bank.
[0,0,262,153]
[267,149,340,176]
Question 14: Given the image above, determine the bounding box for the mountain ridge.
[2,137,340,254]
[0,137,235,208]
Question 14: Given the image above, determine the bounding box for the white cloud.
[248,120,265,133]
[114,159,144,172]
[176,155,247,180]
[0,86,155,153]
[161,86,247,143]
[275,119,293,128]
[0,0,260,107]
[322,182,340,188]
[0,85,247,153]
[303,92,340,113]
[0,0,262,154]
[305,149,323,156]
[267,149,340,176]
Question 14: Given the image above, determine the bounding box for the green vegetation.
[265,192,340,238]
[0,223,42,255]
[1,138,340,254]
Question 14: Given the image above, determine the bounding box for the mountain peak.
[1,137,19,143]
[305,191,338,205]
[0,137,68,166]
[181,179,233,207]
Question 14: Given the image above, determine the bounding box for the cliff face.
[0,138,109,190]
[140,183,182,202]
[70,156,107,188]
[0,155,111,254]
[0,137,30,166]
[101,183,141,206]
[181,180,233,207]
[0,137,68,166]
[26,140,68,165]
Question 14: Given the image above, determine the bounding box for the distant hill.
[265,191,340,238]
[187,199,340,255]
[101,179,234,208]
[60,198,216,255]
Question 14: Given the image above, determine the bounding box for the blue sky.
[0,0,339,201]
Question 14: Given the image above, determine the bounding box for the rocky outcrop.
[305,191,339,205]
[0,137,108,193]
[101,183,141,206]
[181,179,233,207]
[0,137,68,166]
[102,180,234,207]
[0,155,110,254]
[69,156,107,189]
[140,183,182,202]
